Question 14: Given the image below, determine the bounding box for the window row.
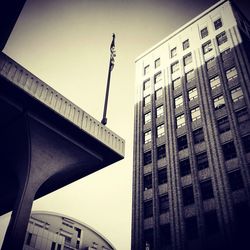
[143,145,166,165]
[143,168,168,190]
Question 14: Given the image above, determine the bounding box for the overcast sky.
[1,0,250,249]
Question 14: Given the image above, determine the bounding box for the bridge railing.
[0,52,125,157]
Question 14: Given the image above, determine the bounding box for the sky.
[1,0,250,249]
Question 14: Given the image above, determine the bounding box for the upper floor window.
[155,58,160,68]
[144,65,149,75]
[157,144,166,159]
[196,152,209,170]
[156,105,164,118]
[200,27,208,38]
[159,194,169,213]
[214,95,225,110]
[214,18,223,30]
[228,169,244,191]
[216,31,228,46]
[202,40,213,54]
[226,67,238,81]
[193,128,204,144]
[158,168,168,184]
[154,72,162,84]
[144,174,152,190]
[179,158,191,177]
[175,95,183,108]
[206,57,216,70]
[144,130,151,144]
[144,200,153,218]
[242,135,250,153]
[200,179,214,200]
[173,77,181,89]
[186,70,195,82]
[155,88,163,100]
[188,87,198,101]
[222,141,237,160]
[209,75,220,89]
[177,135,188,150]
[144,95,151,106]
[191,107,201,121]
[231,87,244,102]
[171,47,177,58]
[236,108,249,124]
[183,39,190,50]
[217,116,230,133]
[157,124,165,137]
[143,79,151,91]
[182,185,194,206]
[171,61,179,73]
[183,53,192,66]
[144,112,151,124]
[143,151,152,165]
[176,114,185,128]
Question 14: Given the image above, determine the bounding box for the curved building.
[23,211,115,250]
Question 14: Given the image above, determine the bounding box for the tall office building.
[132,1,250,249]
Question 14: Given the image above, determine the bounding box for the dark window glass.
[193,128,204,144]
[201,27,208,38]
[200,179,214,200]
[214,18,222,30]
[204,210,219,235]
[158,168,167,184]
[196,152,209,170]
[217,117,230,133]
[51,242,56,250]
[185,216,198,240]
[206,57,216,70]
[228,170,244,191]
[75,241,79,250]
[179,158,191,177]
[242,135,250,153]
[184,53,192,66]
[183,39,190,50]
[74,227,81,238]
[216,31,227,46]
[26,233,32,245]
[182,186,194,206]
[144,200,153,218]
[144,151,152,165]
[236,108,249,124]
[144,174,152,190]
[157,145,166,160]
[159,194,169,213]
[57,244,62,250]
[144,228,154,249]
[222,141,237,160]
[160,224,171,247]
[177,135,188,151]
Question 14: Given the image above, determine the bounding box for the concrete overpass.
[0,52,125,249]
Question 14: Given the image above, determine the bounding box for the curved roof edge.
[31,210,116,250]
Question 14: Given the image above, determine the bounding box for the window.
[144,95,151,106]
[182,185,194,206]
[186,70,194,82]
[226,67,238,81]
[214,18,222,30]
[185,216,198,240]
[216,31,227,46]
[171,47,177,58]
[159,194,169,213]
[144,130,151,144]
[144,200,153,218]
[228,170,244,191]
[236,108,249,124]
[144,174,152,190]
[242,135,250,153]
[57,244,62,250]
[144,65,149,75]
[209,75,220,89]
[231,87,244,102]
[26,233,32,245]
[157,145,166,159]
[157,124,165,137]
[175,95,183,108]
[193,128,204,144]
[176,114,185,128]
[196,152,209,170]
[154,72,162,84]
[158,168,168,184]
[202,40,212,54]
[217,116,230,133]
[155,58,160,68]
[200,179,214,200]
[204,211,219,235]
[177,135,188,150]
[214,95,225,110]
[156,105,164,118]
[179,158,191,177]
[173,77,181,89]
[160,224,171,247]
[191,107,201,121]
[222,141,237,160]
[221,48,231,59]
[171,61,179,73]
[143,79,150,91]
[155,88,163,100]
[206,57,216,70]
[183,39,190,50]
[144,228,153,249]
[144,112,151,125]
[144,151,152,165]
[188,87,198,101]
[75,227,81,238]
[184,53,192,66]
[51,242,56,250]
[200,27,208,38]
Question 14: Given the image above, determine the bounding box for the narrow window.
[51,242,56,250]
[174,95,183,108]
[154,72,162,85]
[206,57,216,70]
[217,116,230,133]
[143,151,152,165]
[202,40,212,54]
[228,170,244,191]
[186,70,194,82]
[144,130,151,144]
[171,61,179,73]
[156,105,164,118]
[183,39,190,50]
[222,141,237,160]
[157,124,165,137]
[144,65,149,75]
[173,77,181,89]
[213,95,225,110]
[176,114,185,128]
[177,135,188,150]
[216,31,227,46]
[144,112,151,124]
[191,107,201,122]
[200,179,214,200]
[231,87,244,102]
[170,47,177,58]
[200,27,208,38]
[155,58,160,68]
[144,174,152,190]
[196,152,209,170]
[157,145,166,159]
[209,75,220,89]
[144,95,151,106]
[158,168,168,184]
[159,194,169,213]
[188,87,198,101]
[179,158,191,177]
[226,67,238,81]
[193,128,204,144]
[214,18,223,30]
[182,185,194,206]
[144,200,153,218]
[155,88,163,100]
[184,53,192,66]
[144,229,153,249]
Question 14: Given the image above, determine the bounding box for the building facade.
[132,1,250,249]
[23,211,115,250]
